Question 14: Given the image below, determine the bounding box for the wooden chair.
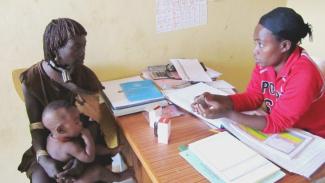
[12,68,26,101]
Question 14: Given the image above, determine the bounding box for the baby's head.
[42,100,83,141]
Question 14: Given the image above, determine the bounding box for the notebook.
[188,132,282,183]
[120,80,163,102]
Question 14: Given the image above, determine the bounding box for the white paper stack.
[206,80,236,94]
[189,131,283,183]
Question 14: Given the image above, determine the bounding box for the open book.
[223,120,325,178]
[227,123,313,159]
[165,82,325,178]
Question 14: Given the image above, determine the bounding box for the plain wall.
[287,0,325,59]
[0,0,287,182]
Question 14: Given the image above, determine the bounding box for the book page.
[234,124,313,159]
[222,120,325,177]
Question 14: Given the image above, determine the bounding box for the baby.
[42,100,132,183]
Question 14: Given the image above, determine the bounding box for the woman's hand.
[56,159,86,180]
[75,94,101,122]
[37,155,61,178]
[38,156,80,183]
[191,92,233,119]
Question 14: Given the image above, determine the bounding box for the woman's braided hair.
[43,18,87,61]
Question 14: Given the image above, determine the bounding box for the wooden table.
[117,111,325,183]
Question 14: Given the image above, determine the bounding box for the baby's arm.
[65,128,95,163]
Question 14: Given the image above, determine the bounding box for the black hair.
[259,7,312,50]
[42,100,74,120]
[43,18,87,61]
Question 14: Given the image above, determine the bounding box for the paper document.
[180,149,285,183]
[188,132,282,183]
[206,67,222,79]
[207,80,236,94]
[207,80,235,89]
[164,82,230,128]
[179,149,225,183]
[170,59,212,82]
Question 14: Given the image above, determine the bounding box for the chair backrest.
[12,68,26,101]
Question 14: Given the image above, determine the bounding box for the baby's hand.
[79,128,96,162]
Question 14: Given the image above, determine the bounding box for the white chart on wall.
[156,0,207,33]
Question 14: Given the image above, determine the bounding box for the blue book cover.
[120,80,164,102]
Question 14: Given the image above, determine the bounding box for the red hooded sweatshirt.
[230,47,325,138]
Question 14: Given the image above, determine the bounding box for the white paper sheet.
[164,82,229,128]
[170,58,212,82]
[207,80,235,89]
[189,132,281,183]
[156,0,207,33]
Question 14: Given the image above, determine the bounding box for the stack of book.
[102,76,167,116]
[181,131,285,183]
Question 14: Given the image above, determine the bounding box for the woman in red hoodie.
[192,7,325,138]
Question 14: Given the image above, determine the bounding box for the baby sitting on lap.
[42,100,133,183]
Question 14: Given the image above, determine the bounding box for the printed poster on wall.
[156,0,207,33]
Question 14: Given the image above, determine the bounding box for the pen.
[200,62,207,71]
